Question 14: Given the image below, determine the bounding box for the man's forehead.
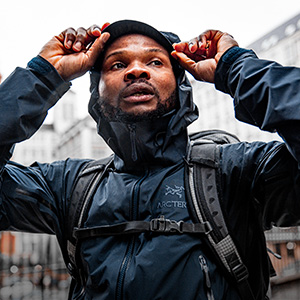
[101,20,178,52]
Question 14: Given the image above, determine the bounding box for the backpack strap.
[65,155,114,286]
[73,215,212,239]
[185,138,255,300]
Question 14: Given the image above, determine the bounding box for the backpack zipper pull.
[199,255,215,300]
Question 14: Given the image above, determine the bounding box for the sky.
[0,0,300,114]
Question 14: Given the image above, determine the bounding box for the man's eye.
[150,60,163,66]
[111,62,125,70]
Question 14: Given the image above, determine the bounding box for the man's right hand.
[39,25,110,81]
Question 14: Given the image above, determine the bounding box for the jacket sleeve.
[215,47,300,227]
[0,56,70,169]
[0,159,86,238]
[215,47,300,164]
[0,56,73,235]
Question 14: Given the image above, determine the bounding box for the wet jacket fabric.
[1,47,300,300]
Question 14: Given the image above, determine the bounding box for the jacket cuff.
[215,47,253,94]
[27,55,57,75]
[27,55,71,97]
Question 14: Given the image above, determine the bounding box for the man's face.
[98,34,177,121]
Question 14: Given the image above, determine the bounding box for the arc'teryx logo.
[165,185,185,198]
[157,185,187,210]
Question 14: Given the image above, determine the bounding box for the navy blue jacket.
[0,47,300,299]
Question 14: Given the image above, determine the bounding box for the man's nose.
[124,63,150,81]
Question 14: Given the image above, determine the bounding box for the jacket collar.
[89,72,198,171]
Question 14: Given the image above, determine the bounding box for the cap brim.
[102,20,176,52]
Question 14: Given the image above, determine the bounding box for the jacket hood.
[88,20,198,171]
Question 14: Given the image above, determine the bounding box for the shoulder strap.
[65,155,114,284]
[185,138,255,300]
[189,129,240,145]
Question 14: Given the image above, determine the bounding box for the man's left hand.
[171,30,238,83]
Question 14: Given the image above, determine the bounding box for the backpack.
[64,129,256,300]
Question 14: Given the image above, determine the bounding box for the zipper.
[116,170,149,300]
[128,124,138,162]
[116,237,136,300]
[199,255,215,300]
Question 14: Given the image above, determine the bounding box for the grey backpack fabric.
[185,130,255,300]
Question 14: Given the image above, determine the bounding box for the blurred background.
[1,0,300,298]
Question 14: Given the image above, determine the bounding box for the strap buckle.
[150,216,183,233]
[232,263,249,283]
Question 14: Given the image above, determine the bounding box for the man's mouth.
[122,83,156,103]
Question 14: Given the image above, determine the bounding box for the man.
[0,19,300,300]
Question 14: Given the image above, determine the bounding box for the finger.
[101,22,110,31]
[199,30,223,53]
[85,32,110,67]
[173,41,189,52]
[173,42,201,59]
[171,51,198,76]
[198,35,207,51]
[188,37,199,53]
[174,38,206,58]
[73,27,89,51]
[172,50,215,82]
[87,24,101,38]
[206,40,217,59]
[172,42,207,61]
[62,27,77,50]
[85,25,102,51]
[199,32,208,44]
[199,29,222,42]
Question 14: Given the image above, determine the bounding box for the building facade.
[55,115,112,161]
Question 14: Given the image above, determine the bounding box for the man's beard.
[98,81,178,123]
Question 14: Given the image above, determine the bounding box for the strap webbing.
[74,216,212,239]
[186,139,255,300]
[66,155,114,285]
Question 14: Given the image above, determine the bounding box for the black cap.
[92,19,181,72]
